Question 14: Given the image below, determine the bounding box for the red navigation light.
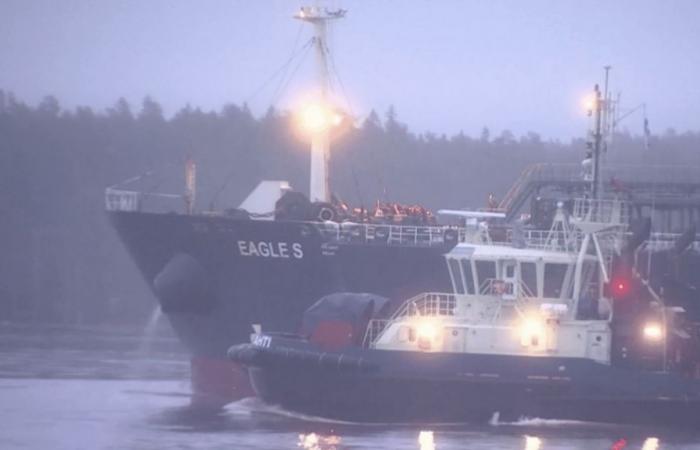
[605,277,632,300]
[611,438,628,450]
[613,279,629,297]
[616,281,626,293]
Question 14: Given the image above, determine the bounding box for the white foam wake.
[225,397,356,424]
[489,411,605,428]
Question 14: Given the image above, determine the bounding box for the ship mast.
[295,5,346,203]
[590,82,604,200]
[589,66,613,200]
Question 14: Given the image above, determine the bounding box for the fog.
[1,0,699,139]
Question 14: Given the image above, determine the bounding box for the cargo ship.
[106,5,700,404]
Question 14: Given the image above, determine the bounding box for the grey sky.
[1,0,699,139]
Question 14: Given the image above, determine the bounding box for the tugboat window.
[461,259,475,294]
[543,263,568,298]
[520,262,537,297]
[449,259,465,294]
[475,260,496,290]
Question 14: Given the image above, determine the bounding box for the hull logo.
[237,241,304,259]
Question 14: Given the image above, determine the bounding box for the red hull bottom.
[190,356,254,407]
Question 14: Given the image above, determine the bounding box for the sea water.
[1,323,700,450]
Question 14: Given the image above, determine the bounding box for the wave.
[489,412,610,428]
[225,397,356,424]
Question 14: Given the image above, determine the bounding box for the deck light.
[642,322,663,341]
[415,320,438,350]
[416,321,437,341]
[519,316,545,348]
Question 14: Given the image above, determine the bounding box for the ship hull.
[108,211,453,403]
[232,336,700,426]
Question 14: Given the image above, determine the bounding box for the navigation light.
[642,322,663,342]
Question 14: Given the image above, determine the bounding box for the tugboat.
[229,83,700,425]
[229,197,700,425]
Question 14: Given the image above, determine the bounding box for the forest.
[1,90,698,324]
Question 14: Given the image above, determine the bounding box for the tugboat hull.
[230,336,700,426]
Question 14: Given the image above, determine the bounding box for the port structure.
[499,163,700,232]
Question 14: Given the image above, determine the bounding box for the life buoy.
[310,202,337,222]
[318,206,335,222]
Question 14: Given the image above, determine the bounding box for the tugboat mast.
[295,5,346,203]
[591,82,604,200]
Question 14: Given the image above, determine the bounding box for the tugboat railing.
[362,319,389,348]
[392,292,457,319]
[500,228,582,252]
[362,292,457,347]
[571,198,629,225]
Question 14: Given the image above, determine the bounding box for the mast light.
[297,102,344,134]
[583,95,596,116]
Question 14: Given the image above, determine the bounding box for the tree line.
[1,90,698,324]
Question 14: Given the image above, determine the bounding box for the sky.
[1,0,699,140]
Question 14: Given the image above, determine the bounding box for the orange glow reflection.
[297,432,341,450]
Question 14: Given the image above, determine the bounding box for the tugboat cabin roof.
[450,243,587,264]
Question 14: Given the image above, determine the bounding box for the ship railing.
[362,319,390,348]
[105,188,141,212]
[391,292,457,319]
[643,232,700,252]
[500,163,700,210]
[105,187,182,213]
[361,292,457,348]
[571,198,630,226]
[316,222,458,247]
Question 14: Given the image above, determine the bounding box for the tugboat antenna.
[591,65,613,200]
[295,5,346,203]
[592,82,604,200]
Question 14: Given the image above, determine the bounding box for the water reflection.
[642,437,659,450]
[419,430,436,450]
[524,435,542,450]
[297,432,341,450]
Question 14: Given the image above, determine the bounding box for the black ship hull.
[108,211,453,403]
[231,335,700,426]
